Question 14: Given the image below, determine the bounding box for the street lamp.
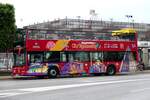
[89,9,98,29]
[77,16,81,29]
[110,18,113,26]
[132,19,135,28]
[65,16,68,28]
[125,15,133,28]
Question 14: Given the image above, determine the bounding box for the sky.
[0,0,150,28]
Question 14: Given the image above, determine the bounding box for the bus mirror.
[18,47,21,56]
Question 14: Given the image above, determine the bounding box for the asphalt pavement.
[1,72,150,100]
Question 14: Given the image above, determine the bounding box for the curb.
[0,76,12,80]
[128,70,150,75]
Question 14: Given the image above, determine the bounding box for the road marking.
[0,90,30,98]
[0,93,22,98]
[0,78,150,98]
[19,79,150,92]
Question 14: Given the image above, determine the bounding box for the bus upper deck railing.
[27,32,135,41]
[19,28,136,41]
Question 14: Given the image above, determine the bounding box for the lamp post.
[77,16,81,29]
[89,9,98,29]
[110,18,113,27]
[132,19,134,28]
[125,15,133,28]
[65,16,68,28]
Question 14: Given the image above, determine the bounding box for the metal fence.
[0,53,13,71]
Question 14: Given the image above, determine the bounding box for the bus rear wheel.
[106,65,116,75]
[48,67,59,78]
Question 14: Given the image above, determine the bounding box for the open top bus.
[12,28,138,78]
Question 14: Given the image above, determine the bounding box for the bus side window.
[68,54,74,62]
[30,53,43,63]
[45,53,51,60]
[92,52,103,62]
[60,52,67,62]
[45,52,60,62]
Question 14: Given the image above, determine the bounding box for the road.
[1,74,150,100]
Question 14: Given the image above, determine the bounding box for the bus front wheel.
[106,65,116,75]
[48,67,59,78]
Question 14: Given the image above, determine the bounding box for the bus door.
[89,52,106,73]
[27,52,45,75]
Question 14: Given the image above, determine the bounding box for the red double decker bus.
[12,28,138,78]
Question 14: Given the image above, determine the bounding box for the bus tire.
[48,67,59,78]
[106,65,116,75]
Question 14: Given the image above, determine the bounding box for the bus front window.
[30,53,43,63]
[14,53,25,66]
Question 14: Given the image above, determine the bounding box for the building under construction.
[24,18,150,41]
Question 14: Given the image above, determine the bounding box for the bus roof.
[112,28,136,36]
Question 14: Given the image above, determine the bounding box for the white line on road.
[1,78,150,98]
[0,93,22,98]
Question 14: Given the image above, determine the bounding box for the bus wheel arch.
[106,64,116,75]
[48,66,60,78]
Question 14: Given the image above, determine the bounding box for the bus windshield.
[14,53,25,66]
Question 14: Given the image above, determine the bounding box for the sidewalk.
[129,70,150,75]
[0,71,12,80]
[0,75,12,80]
[0,75,36,80]
[0,70,150,80]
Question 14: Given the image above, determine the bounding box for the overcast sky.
[1,0,150,28]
